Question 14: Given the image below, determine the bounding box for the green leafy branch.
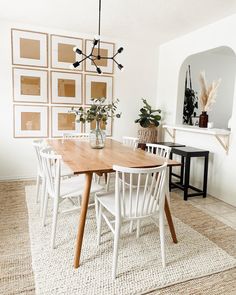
[71,98,121,125]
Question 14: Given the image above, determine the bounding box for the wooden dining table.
[47,138,180,268]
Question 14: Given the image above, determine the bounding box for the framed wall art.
[51,106,83,137]
[11,29,48,67]
[13,67,48,103]
[51,34,83,71]
[85,74,113,104]
[51,71,83,104]
[14,104,48,138]
[85,39,114,74]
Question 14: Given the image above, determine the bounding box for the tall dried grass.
[199,71,221,112]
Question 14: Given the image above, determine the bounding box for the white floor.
[173,193,236,230]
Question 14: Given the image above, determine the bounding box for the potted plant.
[135,99,161,143]
[71,98,120,149]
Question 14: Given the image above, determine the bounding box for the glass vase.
[89,120,106,149]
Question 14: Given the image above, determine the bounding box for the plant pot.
[138,125,159,143]
[199,111,208,128]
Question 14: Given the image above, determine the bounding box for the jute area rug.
[25,185,236,295]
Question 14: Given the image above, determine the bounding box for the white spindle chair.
[146,143,171,159]
[146,143,171,202]
[33,140,75,216]
[40,147,103,249]
[122,136,139,149]
[95,163,167,279]
[63,132,90,140]
[106,136,139,192]
[32,140,46,206]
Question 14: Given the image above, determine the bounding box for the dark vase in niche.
[199,111,208,128]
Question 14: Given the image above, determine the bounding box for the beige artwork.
[58,79,76,97]
[58,113,76,130]
[20,76,41,96]
[58,43,76,63]
[91,48,108,67]
[21,112,41,130]
[91,81,107,98]
[20,38,40,60]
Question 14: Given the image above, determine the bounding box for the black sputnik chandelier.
[71,0,124,74]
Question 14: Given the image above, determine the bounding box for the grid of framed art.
[11,29,115,138]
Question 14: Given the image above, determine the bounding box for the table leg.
[164,197,178,244]
[74,173,93,268]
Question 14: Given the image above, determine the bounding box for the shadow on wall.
[176,46,236,129]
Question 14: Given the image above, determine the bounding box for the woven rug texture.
[25,185,236,295]
[1,180,236,295]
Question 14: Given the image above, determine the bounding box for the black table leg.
[180,156,184,185]
[184,157,191,201]
[203,154,209,198]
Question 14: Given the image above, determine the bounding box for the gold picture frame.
[51,34,84,71]
[11,29,48,67]
[84,74,113,105]
[13,104,48,138]
[51,106,83,137]
[13,67,48,103]
[51,71,83,104]
[85,39,115,74]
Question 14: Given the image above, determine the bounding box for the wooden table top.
[47,138,180,174]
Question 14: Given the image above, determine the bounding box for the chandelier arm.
[80,52,89,58]
[91,58,99,69]
[90,46,95,56]
[79,55,91,63]
[112,58,119,66]
[91,58,101,74]
[112,52,119,58]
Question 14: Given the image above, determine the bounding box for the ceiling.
[1,0,236,43]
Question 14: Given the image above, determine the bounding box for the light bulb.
[94,34,101,41]
[73,46,77,52]
[69,64,75,70]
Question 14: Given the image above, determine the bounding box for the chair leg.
[159,210,166,267]
[112,219,121,280]
[36,175,40,203]
[129,220,133,233]
[106,173,110,192]
[136,220,141,238]
[51,197,59,249]
[40,177,46,217]
[165,169,171,205]
[95,198,102,245]
[42,192,49,227]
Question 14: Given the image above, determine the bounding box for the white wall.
[178,48,236,128]
[157,14,236,206]
[0,20,159,180]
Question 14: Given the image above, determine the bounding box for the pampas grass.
[199,71,221,112]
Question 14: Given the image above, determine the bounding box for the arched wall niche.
[176,46,236,129]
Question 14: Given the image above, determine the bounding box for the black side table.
[170,146,209,201]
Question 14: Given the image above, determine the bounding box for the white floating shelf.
[163,124,230,153]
